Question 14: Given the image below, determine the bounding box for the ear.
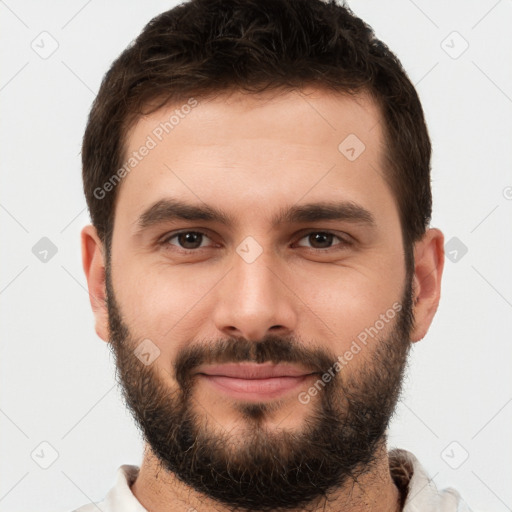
[81,224,109,342]
[410,228,445,343]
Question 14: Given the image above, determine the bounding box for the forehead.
[114,87,395,233]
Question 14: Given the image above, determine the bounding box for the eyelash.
[159,230,353,253]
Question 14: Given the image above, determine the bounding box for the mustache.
[173,334,337,390]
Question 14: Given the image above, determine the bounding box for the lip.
[195,362,319,401]
[195,362,315,379]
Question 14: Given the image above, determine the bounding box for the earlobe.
[81,225,110,342]
[410,228,445,343]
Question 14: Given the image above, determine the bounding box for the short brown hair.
[82,0,432,276]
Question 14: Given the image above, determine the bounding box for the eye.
[161,230,214,251]
[159,229,352,254]
[295,231,351,250]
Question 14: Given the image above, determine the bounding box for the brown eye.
[162,231,211,250]
[295,231,350,250]
[308,232,334,249]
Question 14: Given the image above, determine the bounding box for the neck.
[131,442,402,512]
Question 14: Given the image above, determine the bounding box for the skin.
[82,87,444,511]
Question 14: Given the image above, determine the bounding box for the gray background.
[1,1,511,511]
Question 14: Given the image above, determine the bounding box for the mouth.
[195,362,320,401]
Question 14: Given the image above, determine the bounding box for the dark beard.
[105,264,414,512]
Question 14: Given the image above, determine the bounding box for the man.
[78,0,465,510]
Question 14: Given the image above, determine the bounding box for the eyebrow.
[134,197,376,235]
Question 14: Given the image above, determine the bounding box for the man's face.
[105,88,414,509]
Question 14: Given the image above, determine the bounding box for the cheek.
[114,260,223,357]
[289,262,403,354]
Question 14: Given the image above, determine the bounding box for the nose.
[212,245,299,342]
